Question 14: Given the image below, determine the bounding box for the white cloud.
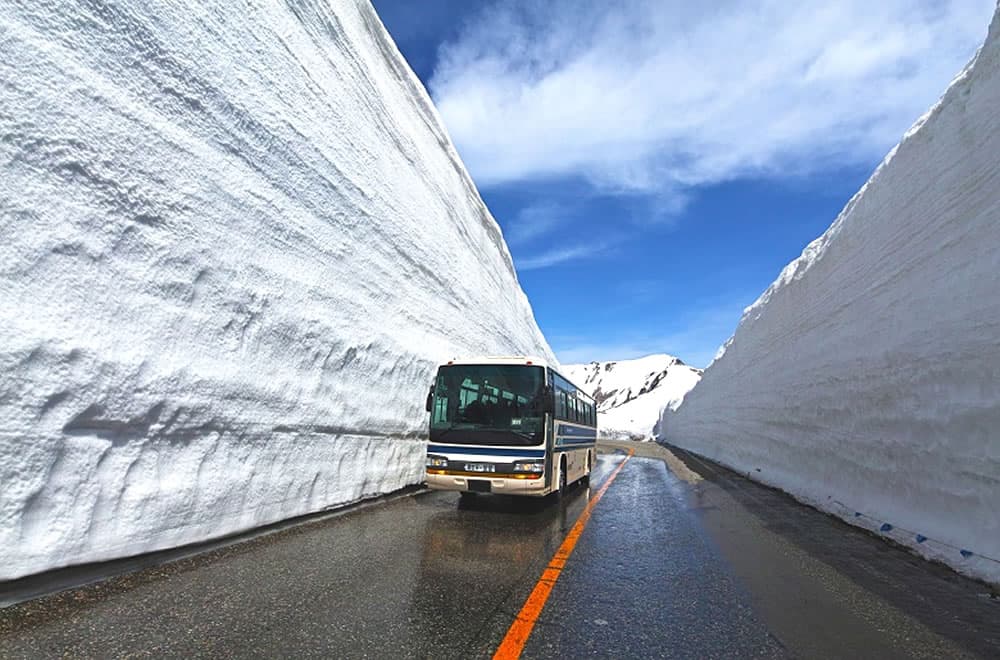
[430,0,995,196]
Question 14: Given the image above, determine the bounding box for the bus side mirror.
[425,385,434,413]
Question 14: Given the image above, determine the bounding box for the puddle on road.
[659,446,704,484]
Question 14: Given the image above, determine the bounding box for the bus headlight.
[426,455,448,468]
[513,460,545,474]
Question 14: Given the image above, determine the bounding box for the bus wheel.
[558,457,568,498]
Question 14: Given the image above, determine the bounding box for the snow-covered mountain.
[663,6,1000,585]
[0,1,553,580]
[563,355,701,440]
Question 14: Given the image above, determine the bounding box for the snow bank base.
[4,428,424,582]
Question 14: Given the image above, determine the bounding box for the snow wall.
[662,6,1000,585]
[0,0,554,581]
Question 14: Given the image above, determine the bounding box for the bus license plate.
[469,479,492,493]
[464,463,495,473]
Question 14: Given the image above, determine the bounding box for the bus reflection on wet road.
[406,478,594,655]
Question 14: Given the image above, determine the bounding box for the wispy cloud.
[508,202,626,269]
[555,340,668,367]
[516,242,610,271]
[554,290,758,368]
[430,0,994,198]
[504,202,568,246]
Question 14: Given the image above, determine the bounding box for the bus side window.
[557,391,567,419]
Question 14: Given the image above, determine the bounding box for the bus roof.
[439,355,555,369]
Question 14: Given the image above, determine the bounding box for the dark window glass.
[551,371,598,426]
[430,365,545,445]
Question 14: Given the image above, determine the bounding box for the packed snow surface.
[663,6,1000,585]
[0,0,554,580]
[563,355,701,441]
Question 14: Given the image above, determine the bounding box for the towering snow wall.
[662,6,1000,585]
[0,0,554,580]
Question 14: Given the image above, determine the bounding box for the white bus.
[424,356,597,497]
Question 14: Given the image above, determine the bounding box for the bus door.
[543,368,555,492]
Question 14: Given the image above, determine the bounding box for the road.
[1,441,997,659]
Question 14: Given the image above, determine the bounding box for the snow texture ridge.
[0,0,554,581]
[564,355,701,441]
[663,5,1000,585]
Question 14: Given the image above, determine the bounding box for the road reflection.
[405,483,592,651]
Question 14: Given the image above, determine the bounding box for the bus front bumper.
[425,471,548,496]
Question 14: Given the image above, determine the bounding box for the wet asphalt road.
[1,442,997,659]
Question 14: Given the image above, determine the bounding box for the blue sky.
[371,0,994,367]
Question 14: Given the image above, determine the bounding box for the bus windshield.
[430,365,545,446]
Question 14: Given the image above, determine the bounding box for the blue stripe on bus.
[555,437,595,445]
[427,444,546,458]
[556,425,597,439]
[555,443,594,450]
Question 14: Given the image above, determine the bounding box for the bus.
[423,356,597,497]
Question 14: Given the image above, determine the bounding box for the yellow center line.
[493,448,635,660]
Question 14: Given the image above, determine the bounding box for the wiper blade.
[432,423,473,440]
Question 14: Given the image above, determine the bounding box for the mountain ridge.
[563,354,702,440]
